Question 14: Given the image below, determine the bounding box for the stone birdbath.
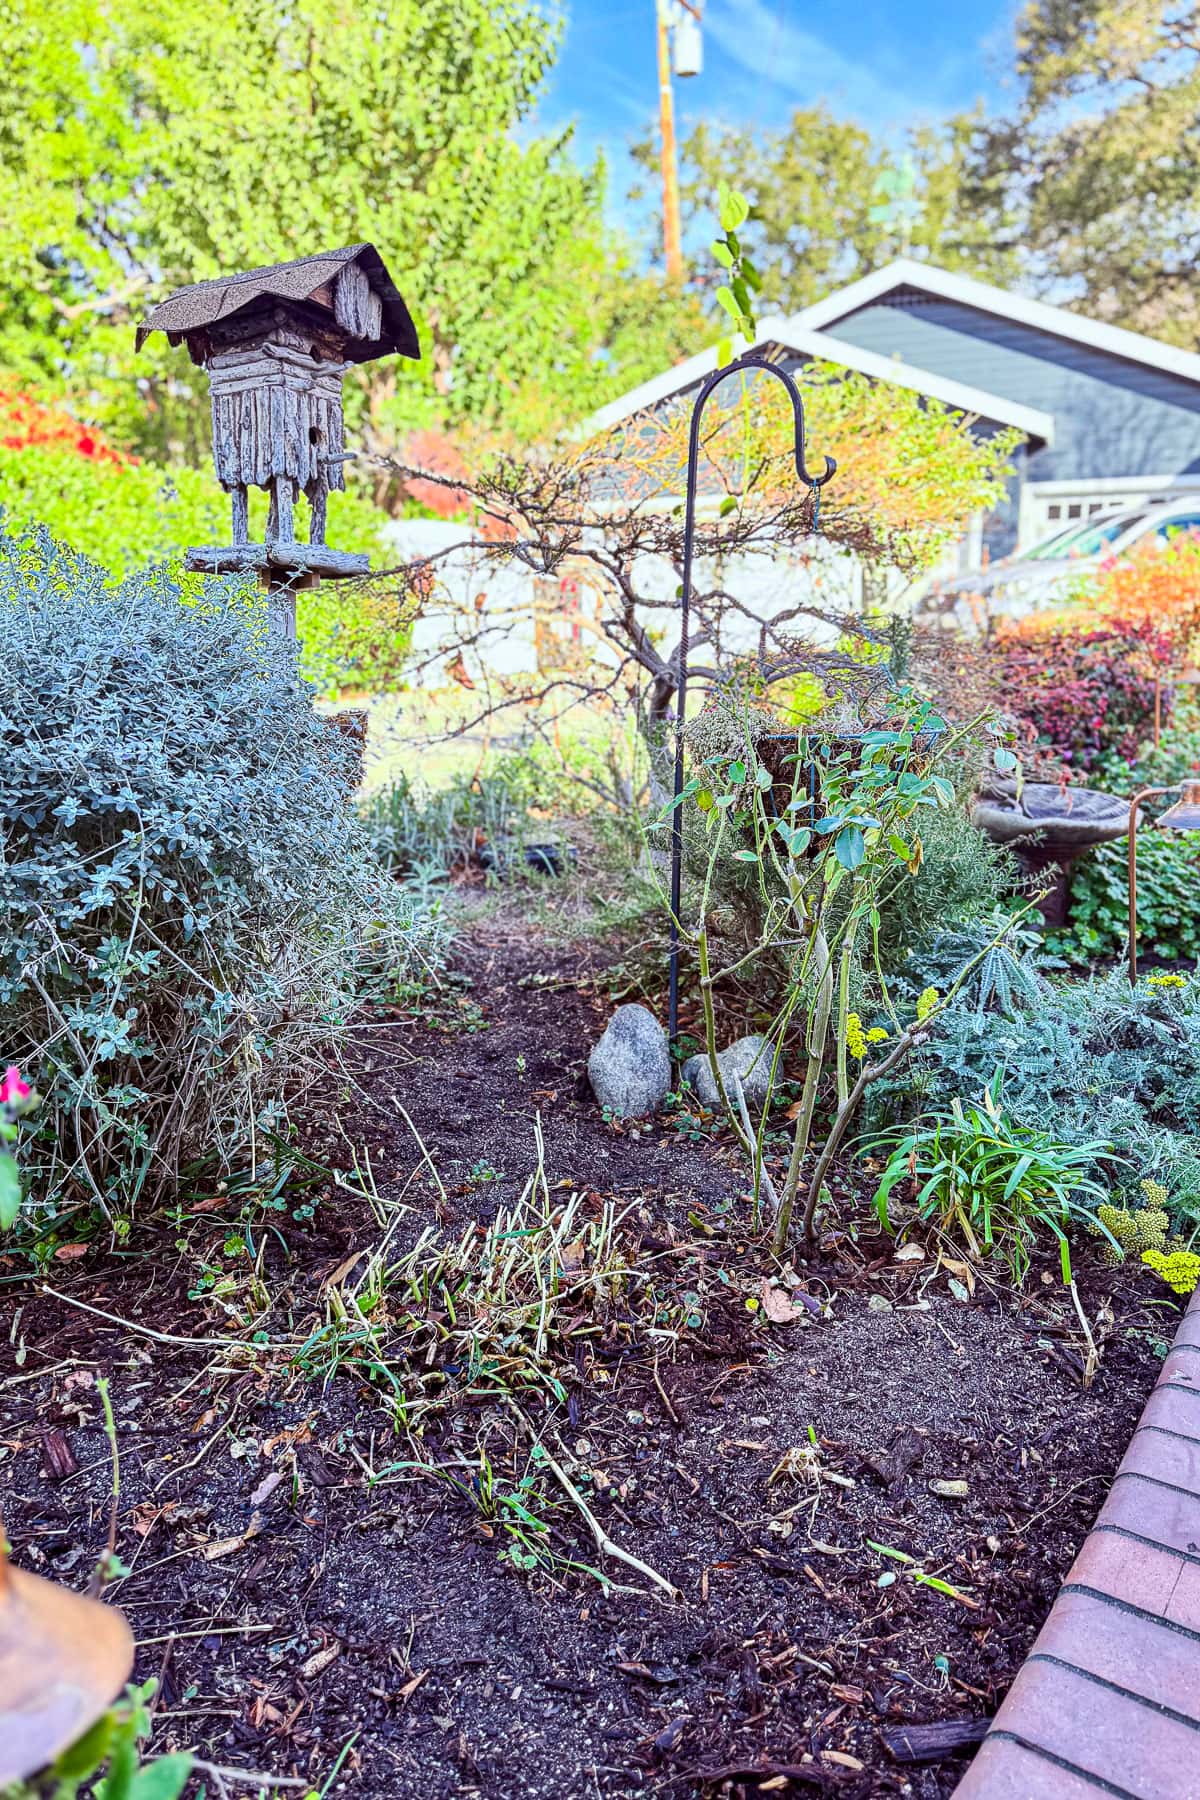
[971,777,1138,926]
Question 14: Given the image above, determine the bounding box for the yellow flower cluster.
[916,986,939,1023]
[1102,1178,1200,1296]
[1147,972,1186,990]
[1097,1203,1169,1266]
[1142,1248,1200,1295]
[845,1014,889,1060]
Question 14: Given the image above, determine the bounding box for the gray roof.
[135,244,419,363]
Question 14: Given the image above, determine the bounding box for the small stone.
[929,1478,969,1499]
[681,1034,776,1108]
[587,1003,671,1118]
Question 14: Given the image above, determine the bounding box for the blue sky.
[537,0,1019,222]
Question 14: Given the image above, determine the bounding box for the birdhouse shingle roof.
[135,244,419,362]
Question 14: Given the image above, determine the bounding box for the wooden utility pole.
[656,0,683,283]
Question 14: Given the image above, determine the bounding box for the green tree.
[631,107,1014,312]
[971,1,1200,343]
[0,0,698,456]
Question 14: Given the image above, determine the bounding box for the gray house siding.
[819,288,1200,486]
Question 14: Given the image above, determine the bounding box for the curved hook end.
[809,452,837,488]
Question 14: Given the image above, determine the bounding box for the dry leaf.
[940,1254,976,1296]
[822,1751,865,1771]
[322,1250,366,1291]
[559,1239,585,1274]
[199,1509,263,1561]
[52,1244,87,1262]
[200,1536,246,1562]
[894,1242,925,1263]
[929,1478,969,1498]
[759,1279,804,1325]
[250,1469,285,1508]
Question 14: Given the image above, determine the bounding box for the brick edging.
[954,1289,1200,1799]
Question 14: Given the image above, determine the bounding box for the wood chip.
[201,1535,247,1562]
[39,1427,77,1481]
[300,1643,341,1680]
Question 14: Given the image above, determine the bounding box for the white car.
[922,498,1200,625]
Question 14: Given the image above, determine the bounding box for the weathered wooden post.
[135,244,420,637]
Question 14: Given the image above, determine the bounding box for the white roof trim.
[792,257,1200,389]
[585,318,1054,444]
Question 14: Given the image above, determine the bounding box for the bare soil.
[0,921,1174,1799]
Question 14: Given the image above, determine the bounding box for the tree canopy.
[0,0,701,456]
[631,108,1017,314]
[969,0,1200,344]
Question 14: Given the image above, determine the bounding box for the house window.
[1067,502,1082,518]
[1047,503,1062,521]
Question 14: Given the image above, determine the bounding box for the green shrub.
[866,968,1200,1229]
[0,529,444,1221]
[362,768,534,890]
[360,736,622,889]
[0,444,410,696]
[1092,713,1200,802]
[870,796,1020,972]
[868,1087,1112,1281]
[1054,830,1200,966]
[895,914,1048,1020]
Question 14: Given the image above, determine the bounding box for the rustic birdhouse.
[136,244,419,602]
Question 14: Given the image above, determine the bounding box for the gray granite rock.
[682,1034,775,1109]
[587,1003,671,1118]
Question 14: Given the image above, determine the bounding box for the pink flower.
[0,1066,31,1107]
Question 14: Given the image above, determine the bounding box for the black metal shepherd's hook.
[666,353,836,1044]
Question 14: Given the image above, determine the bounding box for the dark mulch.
[0,922,1177,1799]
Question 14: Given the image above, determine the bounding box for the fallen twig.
[189,1760,310,1796]
[507,1401,680,1601]
[41,1286,278,1354]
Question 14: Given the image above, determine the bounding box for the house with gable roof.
[590,258,1200,569]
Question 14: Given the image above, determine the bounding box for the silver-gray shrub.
[0,530,444,1217]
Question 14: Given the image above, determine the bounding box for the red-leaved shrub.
[992,535,1200,770]
[0,384,129,465]
[992,616,1167,771]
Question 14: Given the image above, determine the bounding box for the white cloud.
[699,0,984,129]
